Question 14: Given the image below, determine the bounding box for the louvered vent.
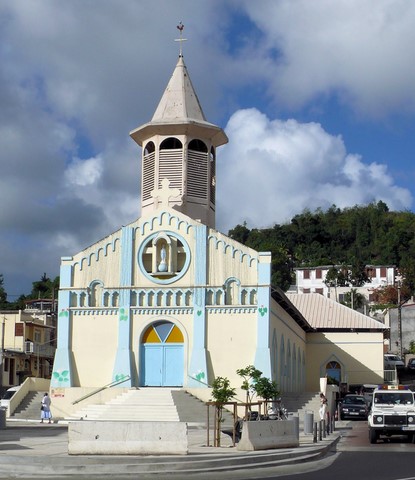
[188,150,208,199]
[142,151,155,201]
[159,149,183,193]
[210,149,216,205]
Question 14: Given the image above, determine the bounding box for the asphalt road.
[263,420,415,480]
[5,421,415,480]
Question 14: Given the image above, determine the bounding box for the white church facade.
[51,51,386,414]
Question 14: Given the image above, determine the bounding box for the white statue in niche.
[158,245,168,272]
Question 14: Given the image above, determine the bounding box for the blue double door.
[142,344,184,386]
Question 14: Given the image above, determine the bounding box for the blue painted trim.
[51,287,73,387]
[59,262,72,288]
[254,258,272,378]
[112,226,134,387]
[188,225,208,386]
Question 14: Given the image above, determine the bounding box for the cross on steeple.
[175,22,187,57]
[151,178,182,209]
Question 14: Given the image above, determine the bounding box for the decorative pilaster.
[188,224,208,387]
[254,252,272,378]
[112,226,134,386]
[51,260,73,388]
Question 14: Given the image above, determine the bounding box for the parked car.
[339,394,369,420]
[384,353,405,370]
[407,358,415,371]
[0,385,21,413]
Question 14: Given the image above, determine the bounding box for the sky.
[1,0,415,297]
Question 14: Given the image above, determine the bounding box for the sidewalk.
[0,420,344,478]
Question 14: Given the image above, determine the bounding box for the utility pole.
[397,281,403,359]
[0,318,5,391]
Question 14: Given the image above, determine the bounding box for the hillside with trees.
[228,201,415,298]
[0,273,59,310]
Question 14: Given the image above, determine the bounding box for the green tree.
[253,377,280,403]
[210,377,236,447]
[226,202,415,296]
[228,222,250,244]
[341,289,365,311]
[0,274,8,308]
[236,365,262,408]
[30,273,59,299]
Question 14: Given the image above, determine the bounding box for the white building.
[293,265,396,308]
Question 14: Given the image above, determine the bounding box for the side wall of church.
[269,299,307,393]
[305,331,385,391]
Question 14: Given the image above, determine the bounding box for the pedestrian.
[319,392,328,421]
[40,392,52,424]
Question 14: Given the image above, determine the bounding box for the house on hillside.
[292,265,396,313]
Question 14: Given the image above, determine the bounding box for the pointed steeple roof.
[130,56,228,147]
[151,55,206,123]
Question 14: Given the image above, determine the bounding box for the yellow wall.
[206,312,257,385]
[71,313,118,387]
[269,299,307,392]
[305,331,384,390]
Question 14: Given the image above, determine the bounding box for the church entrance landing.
[141,321,184,386]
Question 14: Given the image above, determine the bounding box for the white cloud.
[216,108,412,232]
[0,0,414,296]
[239,0,415,116]
[65,156,103,187]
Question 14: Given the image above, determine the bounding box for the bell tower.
[130,42,228,229]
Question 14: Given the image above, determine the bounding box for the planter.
[236,419,299,451]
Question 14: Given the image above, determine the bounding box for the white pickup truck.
[368,385,415,444]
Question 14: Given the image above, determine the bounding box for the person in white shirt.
[40,392,52,424]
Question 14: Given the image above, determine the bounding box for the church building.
[51,48,386,412]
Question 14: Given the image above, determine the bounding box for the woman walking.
[40,392,52,424]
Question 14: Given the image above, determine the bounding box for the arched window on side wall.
[326,361,341,386]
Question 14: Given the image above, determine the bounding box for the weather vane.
[175,22,187,57]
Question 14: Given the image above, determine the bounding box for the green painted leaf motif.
[197,310,202,316]
[61,370,69,378]
[53,372,60,379]
[258,306,268,317]
[59,310,69,317]
[196,371,205,381]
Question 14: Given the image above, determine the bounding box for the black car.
[339,394,368,420]
[408,358,415,371]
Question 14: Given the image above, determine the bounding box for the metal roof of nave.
[287,293,387,331]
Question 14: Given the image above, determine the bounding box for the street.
[268,420,415,480]
[3,421,415,480]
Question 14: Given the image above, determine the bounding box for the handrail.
[72,376,131,405]
[187,374,212,388]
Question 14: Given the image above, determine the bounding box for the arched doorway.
[141,320,184,386]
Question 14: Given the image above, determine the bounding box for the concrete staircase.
[66,388,180,422]
[65,388,235,427]
[11,391,45,420]
[281,392,321,421]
